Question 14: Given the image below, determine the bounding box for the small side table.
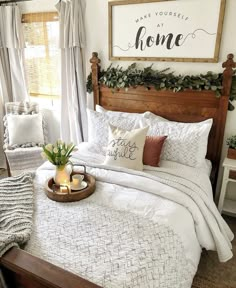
[218,157,236,215]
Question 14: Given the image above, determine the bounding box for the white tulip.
[53,147,59,154]
[41,152,47,159]
[45,144,53,152]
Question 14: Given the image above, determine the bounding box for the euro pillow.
[104,125,149,171]
[144,111,169,122]
[87,109,140,152]
[140,118,213,167]
[7,114,45,146]
[95,104,144,120]
[143,136,167,167]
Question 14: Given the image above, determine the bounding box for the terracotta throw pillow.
[143,136,167,167]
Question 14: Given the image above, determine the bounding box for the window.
[22,12,60,107]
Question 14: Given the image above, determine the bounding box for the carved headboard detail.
[90,52,235,191]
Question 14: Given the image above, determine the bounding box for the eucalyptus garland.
[86,64,236,110]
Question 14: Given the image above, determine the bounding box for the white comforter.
[25,143,234,288]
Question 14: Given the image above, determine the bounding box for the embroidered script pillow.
[104,125,149,171]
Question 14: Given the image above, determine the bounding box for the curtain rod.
[0,0,32,5]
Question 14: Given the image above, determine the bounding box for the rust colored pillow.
[143,136,167,167]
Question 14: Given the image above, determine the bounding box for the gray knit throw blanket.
[0,173,33,257]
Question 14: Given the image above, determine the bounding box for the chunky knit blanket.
[0,173,33,256]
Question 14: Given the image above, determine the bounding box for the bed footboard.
[0,247,101,288]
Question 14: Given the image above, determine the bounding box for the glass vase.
[54,165,71,185]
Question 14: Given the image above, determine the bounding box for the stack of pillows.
[87,105,213,171]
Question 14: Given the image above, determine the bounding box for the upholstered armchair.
[3,102,48,176]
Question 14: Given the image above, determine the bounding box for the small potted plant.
[226,135,236,159]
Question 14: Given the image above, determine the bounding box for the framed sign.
[108,0,226,62]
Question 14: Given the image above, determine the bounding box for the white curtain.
[0,5,28,168]
[56,0,87,144]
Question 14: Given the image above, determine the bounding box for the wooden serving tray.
[45,172,96,202]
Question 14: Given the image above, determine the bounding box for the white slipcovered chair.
[3,102,48,176]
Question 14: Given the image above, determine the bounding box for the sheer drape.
[56,0,87,144]
[0,5,28,168]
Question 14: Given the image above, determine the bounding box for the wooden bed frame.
[0,52,235,288]
[90,52,235,191]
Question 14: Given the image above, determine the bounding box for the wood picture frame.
[108,0,226,62]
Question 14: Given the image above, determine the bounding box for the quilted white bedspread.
[24,143,234,288]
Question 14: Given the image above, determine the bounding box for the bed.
[0,53,235,288]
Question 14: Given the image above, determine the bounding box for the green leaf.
[43,148,54,164]
[160,82,165,88]
[215,91,221,98]
[228,102,235,111]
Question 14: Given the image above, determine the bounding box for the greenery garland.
[86,64,236,110]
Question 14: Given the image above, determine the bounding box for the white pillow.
[96,104,144,120]
[140,118,213,167]
[104,125,149,171]
[143,111,169,122]
[87,109,140,152]
[7,114,44,146]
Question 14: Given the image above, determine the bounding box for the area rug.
[0,169,7,179]
[192,216,236,288]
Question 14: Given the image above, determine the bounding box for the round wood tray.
[45,172,96,202]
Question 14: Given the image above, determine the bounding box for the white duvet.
[24,143,234,288]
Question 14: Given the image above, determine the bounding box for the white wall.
[85,0,236,200]
[85,0,236,73]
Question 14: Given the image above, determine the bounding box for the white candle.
[60,186,67,193]
[60,185,70,193]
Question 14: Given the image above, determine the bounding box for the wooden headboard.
[90,52,236,191]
